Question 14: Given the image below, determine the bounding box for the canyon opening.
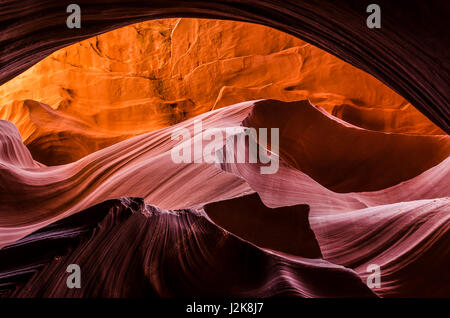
[0,14,448,304]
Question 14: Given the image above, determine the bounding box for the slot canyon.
[0,1,449,299]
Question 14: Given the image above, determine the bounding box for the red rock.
[0,197,376,298]
[204,193,322,258]
[0,19,443,165]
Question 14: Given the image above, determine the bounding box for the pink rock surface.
[0,99,448,297]
[0,198,376,298]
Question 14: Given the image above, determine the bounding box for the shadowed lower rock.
[204,193,322,258]
[0,197,376,298]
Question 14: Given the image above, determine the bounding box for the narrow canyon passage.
[0,16,448,298]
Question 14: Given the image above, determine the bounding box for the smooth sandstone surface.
[0,19,444,165]
[1,1,448,133]
[0,10,449,299]
[0,99,448,297]
[0,197,376,298]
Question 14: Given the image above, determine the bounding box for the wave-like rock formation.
[218,133,449,297]
[0,100,129,165]
[0,106,254,246]
[210,101,450,297]
[242,100,450,192]
[1,99,448,243]
[0,197,376,298]
[1,18,443,165]
[1,97,448,297]
[310,198,450,297]
[1,3,449,298]
[1,1,448,133]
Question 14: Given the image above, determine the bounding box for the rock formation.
[0,4,449,299]
[0,19,444,165]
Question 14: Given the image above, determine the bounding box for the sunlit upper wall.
[0,18,444,163]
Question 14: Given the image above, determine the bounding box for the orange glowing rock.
[0,18,444,165]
